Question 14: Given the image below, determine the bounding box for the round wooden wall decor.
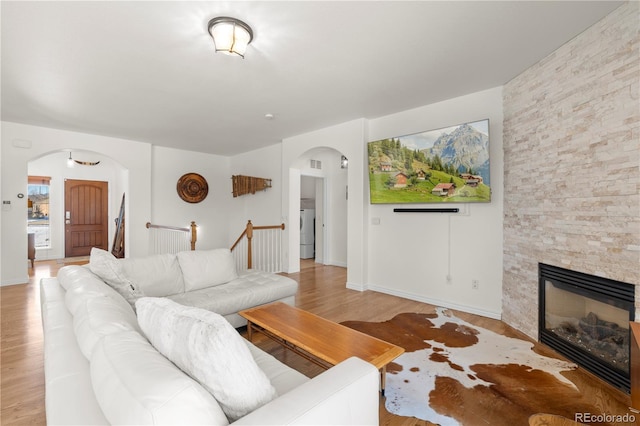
[176,173,208,203]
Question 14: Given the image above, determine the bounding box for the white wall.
[228,144,284,244]
[2,88,504,321]
[1,121,151,285]
[150,146,231,250]
[277,89,504,320]
[300,176,316,200]
[366,87,504,319]
[2,122,280,285]
[230,142,351,271]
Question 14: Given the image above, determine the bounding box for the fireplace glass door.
[544,281,629,374]
[539,263,634,393]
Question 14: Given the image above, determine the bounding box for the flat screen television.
[368,119,491,204]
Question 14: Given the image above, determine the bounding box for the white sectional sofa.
[40,250,380,425]
[86,247,299,327]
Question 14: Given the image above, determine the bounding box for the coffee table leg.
[380,366,386,396]
[247,321,253,341]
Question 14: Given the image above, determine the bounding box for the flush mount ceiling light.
[207,17,253,58]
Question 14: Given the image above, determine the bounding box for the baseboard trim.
[1,275,29,287]
[366,284,502,320]
[346,281,366,291]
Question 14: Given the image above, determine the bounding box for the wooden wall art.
[232,175,272,197]
[177,173,208,203]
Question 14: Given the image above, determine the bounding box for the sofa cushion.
[118,253,185,296]
[73,295,142,359]
[56,263,92,291]
[41,278,111,426]
[167,269,298,318]
[136,297,277,422]
[88,248,146,304]
[90,330,229,425]
[176,248,238,291]
[90,248,185,299]
[60,265,134,317]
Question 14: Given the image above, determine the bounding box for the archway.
[27,149,128,262]
[2,122,153,287]
[288,147,348,272]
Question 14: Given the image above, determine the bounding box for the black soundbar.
[393,208,459,213]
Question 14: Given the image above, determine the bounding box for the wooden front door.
[64,179,109,257]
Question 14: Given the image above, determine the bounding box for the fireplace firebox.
[539,263,635,393]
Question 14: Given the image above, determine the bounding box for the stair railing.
[146,221,197,254]
[231,220,285,272]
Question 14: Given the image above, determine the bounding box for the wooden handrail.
[146,222,188,232]
[146,221,197,251]
[230,220,285,269]
[230,230,248,252]
[252,224,286,231]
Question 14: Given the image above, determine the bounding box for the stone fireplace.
[539,263,634,393]
[502,0,640,359]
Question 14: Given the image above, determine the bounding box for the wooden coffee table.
[240,302,404,393]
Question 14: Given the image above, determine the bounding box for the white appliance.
[300,209,315,259]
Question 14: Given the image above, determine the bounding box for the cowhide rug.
[341,307,626,426]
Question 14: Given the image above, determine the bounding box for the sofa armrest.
[232,357,379,425]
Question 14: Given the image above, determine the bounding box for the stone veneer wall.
[502,2,640,339]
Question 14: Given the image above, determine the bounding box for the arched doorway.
[27,149,128,262]
[289,147,348,272]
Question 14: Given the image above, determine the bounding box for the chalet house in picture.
[460,173,483,187]
[432,182,456,197]
[394,172,408,188]
[380,162,392,172]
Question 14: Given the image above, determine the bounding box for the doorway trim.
[287,147,350,274]
[300,174,329,265]
[280,118,367,288]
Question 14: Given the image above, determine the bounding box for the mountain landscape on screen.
[368,119,491,204]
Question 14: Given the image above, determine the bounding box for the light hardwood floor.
[1,259,631,425]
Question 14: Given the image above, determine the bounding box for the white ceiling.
[1,1,622,156]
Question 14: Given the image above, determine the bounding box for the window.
[28,176,51,249]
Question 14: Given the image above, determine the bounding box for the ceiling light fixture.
[75,159,101,166]
[207,17,253,58]
[66,151,100,167]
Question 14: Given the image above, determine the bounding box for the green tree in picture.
[385,174,395,188]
